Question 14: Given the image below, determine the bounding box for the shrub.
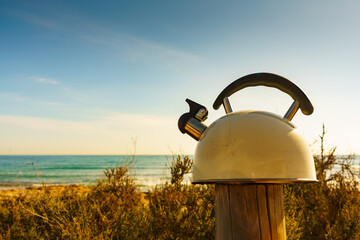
[148,154,215,240]
[0,126,359,239]
[0,155,214,239]
[284,125,360,240]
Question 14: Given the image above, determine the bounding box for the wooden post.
[215,184,286,240]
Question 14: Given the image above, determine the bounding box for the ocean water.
[0,155,184,190]
[0,155,359,190]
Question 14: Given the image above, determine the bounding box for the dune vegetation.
[0,126,359,239]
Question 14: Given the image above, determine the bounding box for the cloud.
[0,113,173,132]
[15,12,66,31]
[81,31,201,71]
[10,6,201,71]
[30,77,60,85]
[0,113,192,155]
[28,76,93,103]
[0,93,28,102]
[61,87,93,103]
[0,92,63,107]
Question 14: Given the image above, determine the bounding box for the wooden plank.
[266,185,278,239]
[256,185,271,240]
[241,185,261,239]
[228,185,258,239]
[273,185,286,240]
[215,184,286,240]
[266,185,286,240]
[215,185,233,240]
[228,185,247,238]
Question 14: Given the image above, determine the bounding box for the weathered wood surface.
[215,184,286,240]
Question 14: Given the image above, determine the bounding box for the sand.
[0,185,92,200]
[0,184,149,204]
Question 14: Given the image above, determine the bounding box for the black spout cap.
[185,99,208,118]
[178,113,190,134]
[178,99,208,134]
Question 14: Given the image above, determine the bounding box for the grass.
[284,125,360,239]
[0,155,215,240]
[0,126,359,239]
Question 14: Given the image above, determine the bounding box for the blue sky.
[0,0,359,155]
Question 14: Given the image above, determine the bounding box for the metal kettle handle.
[213,72,314,120]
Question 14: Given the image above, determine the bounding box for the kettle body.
[193,110,316,183]
[178,72,318,184]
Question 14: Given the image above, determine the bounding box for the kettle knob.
[178,99,208,141]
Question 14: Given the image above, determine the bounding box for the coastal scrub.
[0,126,359,239]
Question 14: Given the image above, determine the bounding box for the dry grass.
[0,155,215,239]
[0,126,359,239]
[0,185,91,200]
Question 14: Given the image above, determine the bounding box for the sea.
[0,155,359,191]
[0,155,187,191]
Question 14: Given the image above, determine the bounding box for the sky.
[0,0,359,155]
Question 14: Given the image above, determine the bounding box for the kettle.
[178,72,317,184]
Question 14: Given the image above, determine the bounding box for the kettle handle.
[213,72,314,116]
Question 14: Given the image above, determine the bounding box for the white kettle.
[178,72,317,184]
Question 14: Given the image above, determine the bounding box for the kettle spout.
[178,99,208,141]
[178,114,207,141]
